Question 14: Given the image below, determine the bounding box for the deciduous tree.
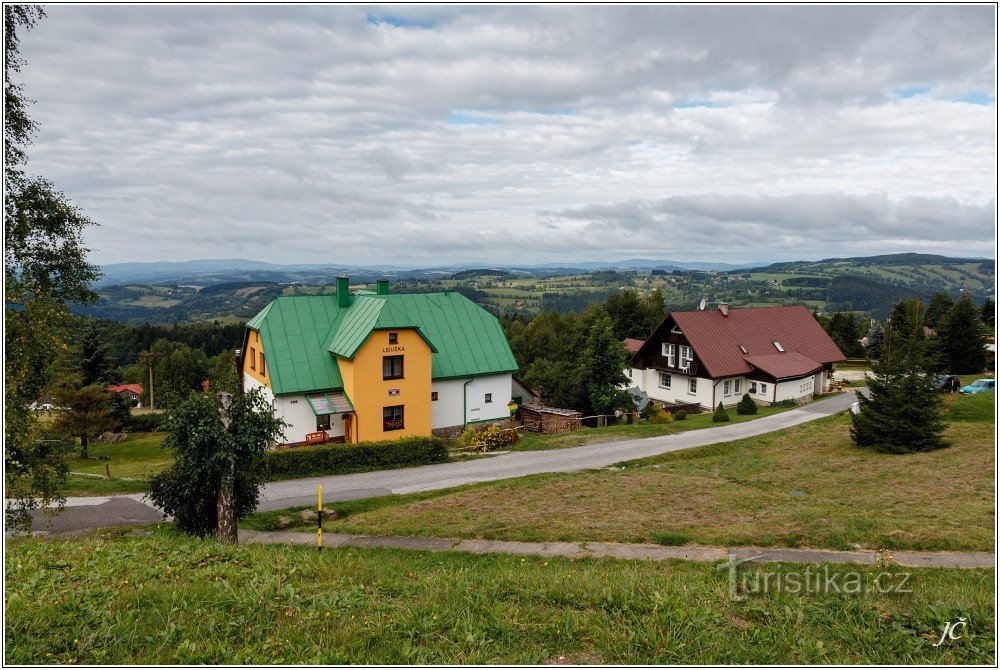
[149,389,285,541]
[5,6,100,529]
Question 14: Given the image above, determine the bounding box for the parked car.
[935,375,961,393]
[959,379,995,394]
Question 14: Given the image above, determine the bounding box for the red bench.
[305,431,329,446]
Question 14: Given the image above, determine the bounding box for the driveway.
[23,391,860,532]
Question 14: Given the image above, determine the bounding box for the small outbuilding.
[520,403,582,434]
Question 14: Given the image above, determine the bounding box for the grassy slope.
[512,402,794,451]
[271,394,994,552]
[62,433,168,495]
[4,530,994,664]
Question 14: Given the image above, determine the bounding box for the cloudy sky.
[18,5,997,266]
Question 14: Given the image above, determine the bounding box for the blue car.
[959,379,995,394]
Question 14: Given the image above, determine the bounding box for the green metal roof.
[245,290,518,396]
[328,296,438,359]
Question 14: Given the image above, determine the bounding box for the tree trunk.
[80,434,89,459]
[216,471,237,545]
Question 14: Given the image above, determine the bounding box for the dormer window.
[662,343,675,366]
[773,341,785,352]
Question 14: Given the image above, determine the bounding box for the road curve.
[256,390,859,510]
[24,391,859,530]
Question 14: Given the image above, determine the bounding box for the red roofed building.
[107,383,143,407]
[624,304,845,410]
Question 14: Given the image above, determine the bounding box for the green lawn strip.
[67,433,169,480]
[512,402,795,451]
[942,391,995,423]
[60,433,169,495]
[290,401,993,553]
[62,475,151,497]
[4,531,994,664]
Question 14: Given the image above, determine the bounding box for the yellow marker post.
[317,485,323,552]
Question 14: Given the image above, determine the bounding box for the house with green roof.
[241,277,519,445]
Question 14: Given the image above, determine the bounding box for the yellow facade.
[337,328,432,443]
[243,329,271,388]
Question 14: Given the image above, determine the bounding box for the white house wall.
[433,373,512,428]
[774,376,816,403]
[274,395,345,444]
[244,373,347,445]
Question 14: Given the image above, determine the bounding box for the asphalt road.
[22,391,860,533]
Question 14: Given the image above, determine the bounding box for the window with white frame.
[688,377,697,394]
[660,372,671,388]
[734,379,742,394]
[679,345,693,369]
[749,381,757,394]
[662,343,675,366]
[759,382,768,395]
[723,380,732,395]
[772,341,785,352]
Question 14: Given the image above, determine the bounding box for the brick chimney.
[718,302,729,317]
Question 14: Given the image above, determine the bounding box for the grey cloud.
[14,5,996,265]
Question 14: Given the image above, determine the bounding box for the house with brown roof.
[624,303,845,410]
[107,383,143,407]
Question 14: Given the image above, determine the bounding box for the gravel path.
[239,528,995,569]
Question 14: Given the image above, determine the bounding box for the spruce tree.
[712,401,730,422]
[937,295,987,374]
[924,292,954,329]
[851,301,947,454]
[78,323,116,386]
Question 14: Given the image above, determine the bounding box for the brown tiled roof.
[670,305,845,378]
[624,337,645,353]
[107,384,143,395]
[745,352,823,380]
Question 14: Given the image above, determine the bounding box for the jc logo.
[933,617,967,647]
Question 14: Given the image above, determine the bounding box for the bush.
[460,424,518,452]
[673,410,687,420]
[125,412,170,432]
[259,436,449,479]
[736,393,758,415]
[639,402,659,420]
[712,402,730,423]
[647,406,674,424]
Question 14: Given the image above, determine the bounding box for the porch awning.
[305,391,354,416]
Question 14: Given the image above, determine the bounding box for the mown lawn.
[62,433,168,495]
[4,530,994,664]
[512,401,800,451]
[271,395,994,552]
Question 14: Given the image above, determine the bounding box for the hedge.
[125,412,170,433]
[258,435,449,480]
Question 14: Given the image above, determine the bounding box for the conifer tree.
[712,401,730,422]
[851,300,946,454]
[736,393,758,415]
[937,295,987,374]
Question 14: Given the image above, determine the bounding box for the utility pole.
[139,352,160,410]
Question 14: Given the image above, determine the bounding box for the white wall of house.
[244,373,273,404]
[244,374,348,445]
[274,395,346,444]
[639,368,715,409]
[431,373,512,429]
[773,376,816,402]
[715,376,750,407]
